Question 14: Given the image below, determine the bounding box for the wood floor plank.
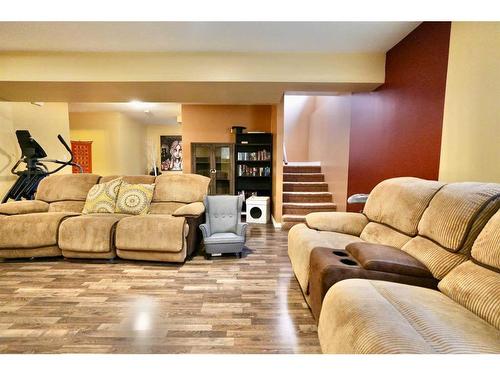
[0,224,320,353]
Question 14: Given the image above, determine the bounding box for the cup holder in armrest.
[332,250,348,257]
[340,258,358,266]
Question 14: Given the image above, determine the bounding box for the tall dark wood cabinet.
[234,133,273,205]
[191,143,235,195]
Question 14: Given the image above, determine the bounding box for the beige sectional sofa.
[318,209,500,354]
[288,177,500,305]
[0,173,210,263]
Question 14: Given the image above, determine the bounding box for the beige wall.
[69,112,147,176]
[181,105,273,173]
[439,22,500,183]
[284,95,315,162]
[309,96,351,211]
[0,102,71,198]
[272,99,285,223]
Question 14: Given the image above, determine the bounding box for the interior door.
[193,144,215,194]
[214,144,233,195]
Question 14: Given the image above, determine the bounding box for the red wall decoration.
[347,22,451,211]
[71,141,93,173]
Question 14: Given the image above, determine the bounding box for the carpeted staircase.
[282,163,336,230]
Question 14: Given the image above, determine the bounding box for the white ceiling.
[0,22,420,53]
[69,102,181,125]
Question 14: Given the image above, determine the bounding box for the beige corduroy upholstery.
[318,279,500,354]
[0,200,49,215]
[0,174,98,259]
[318,209,500,354]
[288,177,445,298]
[288,178,500,302]
[59,213,131,259]
[401,182,500,279]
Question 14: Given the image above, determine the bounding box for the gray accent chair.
[199,195,248,259]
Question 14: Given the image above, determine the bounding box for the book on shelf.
[237,149,271,161]
[237,165,271,177]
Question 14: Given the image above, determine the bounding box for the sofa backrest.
[153,174,210,203]
[36,173,100,203]
[438,209,500,329]
[360,177,445,248]
[401,182,500,279]
[100,175,156,184]
[204,195,243,234]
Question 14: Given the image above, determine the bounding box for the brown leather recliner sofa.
[0,173,210,263]
[318,209,500,353]
[288,177,500,319]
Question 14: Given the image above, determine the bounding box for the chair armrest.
[306,212,368,236]
[172,202,205,217]
[0,200,49,215]
[199,223,211,239]
[236,223,248,239]
[347,193,369,204]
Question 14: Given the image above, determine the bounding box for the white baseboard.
[271,215,282,229]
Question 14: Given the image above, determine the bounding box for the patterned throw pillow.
[82,178,122,214]
[115,182,155,215]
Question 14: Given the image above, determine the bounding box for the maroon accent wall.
[347,22,451,212]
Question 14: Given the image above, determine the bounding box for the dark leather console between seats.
[308,243,438,321]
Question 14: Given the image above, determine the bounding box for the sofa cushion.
[148,202,185,215]
[115,215,187,253]
[59,214,130,253]
[35,173,100,202]
[0,200,49,215]
[0,212,77,248]
[318,279,500,354]
[346,242,433,278]
[471,209,500,269]
[48,201,85,213]
[204,232,245,244]
[100,175,156,184]
[418,182,500,252]
[153,174,210,203]
[115,181,154,215]
[287,223,363,294]
[173,202,205,217]
[306,212,369,236]
[438,261,500,330]
[359,222,412,249]
[363,177,444,236]
[82,178,122,214]
[401,236,469,279]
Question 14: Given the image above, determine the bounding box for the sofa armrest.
[0,200,49,215]
[199,223,211,239]
[306,212,369,236]
[172,202,205,217]
[236,223,248,239]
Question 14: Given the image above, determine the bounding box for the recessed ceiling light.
[129,100,154,110]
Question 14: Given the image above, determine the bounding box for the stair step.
[283,173,324,182]
[283,202,337,215]
[281,214,307,231]
[283,182,329,192]
[283,165,322,174]
[283,191,332,203]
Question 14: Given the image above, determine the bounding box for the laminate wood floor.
[0,224,321,354]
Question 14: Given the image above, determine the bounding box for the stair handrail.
[283,141,288,165]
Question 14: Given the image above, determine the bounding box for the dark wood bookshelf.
[234,133,273,209]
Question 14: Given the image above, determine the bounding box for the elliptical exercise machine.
[1,130,83,203]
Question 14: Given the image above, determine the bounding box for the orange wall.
[181,105,273,173]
